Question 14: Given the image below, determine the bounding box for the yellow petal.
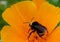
[2,1,37,26]
[46,26,60,42]
[32,0,46,9]
[1,26,29,42]
[35,2,60,34]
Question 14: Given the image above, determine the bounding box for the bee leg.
[37,32,46,40]
[28,28,31,33]
[28,30,35,41]
[38,35,46,40]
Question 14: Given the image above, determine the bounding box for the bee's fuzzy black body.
[28,21,48,39]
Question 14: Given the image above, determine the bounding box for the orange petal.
[32,0,46,9]
[1,26,45,42]
[35,2,60,34]
[46,26,60,42]
[2,1,37,26]
[14,1,37,21]
[57,12,60,20]
[1,26,29,42]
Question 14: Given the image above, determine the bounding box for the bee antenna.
[23,17,35,24]
[30,17,35,22]
[23,22,30,24]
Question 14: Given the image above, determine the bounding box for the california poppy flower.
[1,0,60,42]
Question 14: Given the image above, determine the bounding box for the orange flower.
[1,0,60,42]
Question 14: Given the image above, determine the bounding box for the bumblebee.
[28,21,48,40]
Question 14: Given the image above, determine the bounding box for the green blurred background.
[0,0,60,41]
